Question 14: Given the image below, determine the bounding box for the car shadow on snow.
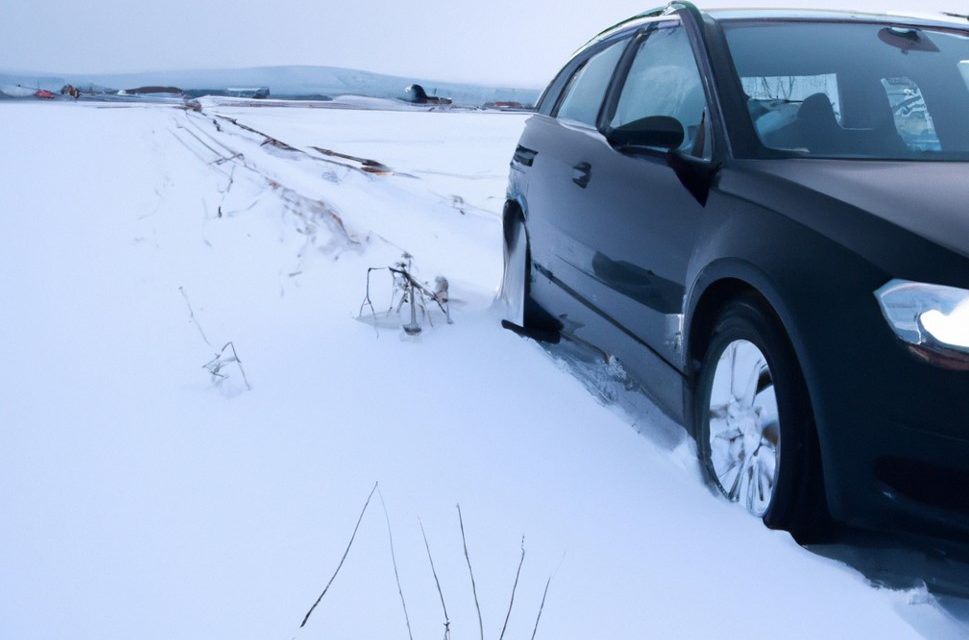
[809,529,969,634]
[538,335,690,455]
[540,334,969,636]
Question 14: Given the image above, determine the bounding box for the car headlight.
[875,279,969,368]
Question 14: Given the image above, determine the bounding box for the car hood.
[735,159,969,260]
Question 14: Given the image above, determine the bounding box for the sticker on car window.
[881,77,942,152]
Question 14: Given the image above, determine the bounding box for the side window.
[555,39,628,126]
[609,25,713,159]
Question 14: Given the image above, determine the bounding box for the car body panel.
[728,159,969,261]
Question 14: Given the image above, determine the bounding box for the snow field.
[0,102,958,639]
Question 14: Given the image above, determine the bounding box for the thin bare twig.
[224,342,252,391]
[172,122,228,159]
[179,286,213,348]
[388,266,450,320]
[359,267,383,319]
[217,164,237,218]
[299,482,378,629]
[180,112,361,249]
[211,152,243,166]
[529,575,552,640]
[457,505,484,640]
[419,518,451,640]
[377,487,414,640]
[498,536,526,640]
[358,259,451,336]
[530,553,565,640]
[202,341,252,391]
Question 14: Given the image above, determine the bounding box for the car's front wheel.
[695,295,827,540]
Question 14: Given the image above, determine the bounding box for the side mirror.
[607,116,685,152]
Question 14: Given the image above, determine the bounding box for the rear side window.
[609,25,713,159]
[555,39,628,126]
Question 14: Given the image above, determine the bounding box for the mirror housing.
[607,116,685,152]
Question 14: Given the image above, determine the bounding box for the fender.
[686,258,808,380]
[682,205,893,520]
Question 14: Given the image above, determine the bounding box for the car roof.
[582,5,967,60]
[593,5,968,39]
[704,7,969,30]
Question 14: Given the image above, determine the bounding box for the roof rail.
[587,1,702,44]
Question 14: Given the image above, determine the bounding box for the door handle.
[572,162,592,188]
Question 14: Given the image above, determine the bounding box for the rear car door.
[516,36,632,308]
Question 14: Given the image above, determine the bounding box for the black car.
[501,3,969,541]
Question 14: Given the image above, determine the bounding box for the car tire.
[695,294,829,541]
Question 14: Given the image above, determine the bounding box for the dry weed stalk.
[179,286,251,391]
[419,518,451,640]
[299,482,379,630]
[529,574,553,640]
[378,487,414,640]
[499,536,526,640]
[457,505,484,640]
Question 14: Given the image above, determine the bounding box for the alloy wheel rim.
[708,339,781,517]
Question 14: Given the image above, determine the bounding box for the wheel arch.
[503,196,527,226]
[502,197,529,250]
[683,259,826,449]
[685,259,833,526]
[685,259,813,385]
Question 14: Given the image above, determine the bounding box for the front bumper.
[868,421,969,541]
[804,297,969,542]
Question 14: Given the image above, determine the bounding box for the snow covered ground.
[0,101,965,639]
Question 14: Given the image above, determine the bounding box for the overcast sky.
[2,0,966,87]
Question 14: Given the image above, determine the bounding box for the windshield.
[723,20,969,161]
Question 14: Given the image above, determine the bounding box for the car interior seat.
[797,92,844,154]
[797,91,909,157]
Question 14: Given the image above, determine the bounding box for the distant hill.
[0,65,541,106]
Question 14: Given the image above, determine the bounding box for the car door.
[561,19,719,367]
[518,35,632,307]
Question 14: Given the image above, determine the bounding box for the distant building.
[483,101,531,111]
[120,86,185,97]
[399,84,452,106]
[226,87,270,99]
[184,87,271,99]
[0,85,48,99]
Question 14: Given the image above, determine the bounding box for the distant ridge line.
[0,64,541,107]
